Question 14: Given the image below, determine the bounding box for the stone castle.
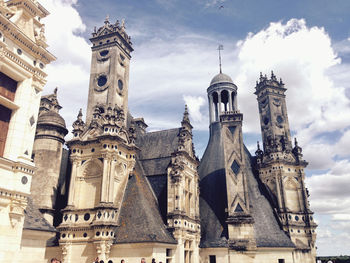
[0,1,317,262]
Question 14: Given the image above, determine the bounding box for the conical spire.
[255,141,263,159]
[72,108,85,137]
[77,108,83,120]
[181,104,193,130]
[183,104,190,122]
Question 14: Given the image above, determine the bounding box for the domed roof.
[210,72,234,86]
[37,110,67,129]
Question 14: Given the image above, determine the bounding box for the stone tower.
[167,106,201,263]
[57,18,137,263]
[254,72,317,262]
[31,88,68,225]
[199,72,256,251]
[85,17,133,125]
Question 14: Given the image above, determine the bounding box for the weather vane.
[217,44,223,73]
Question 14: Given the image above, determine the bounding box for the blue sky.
[42,0,350,256]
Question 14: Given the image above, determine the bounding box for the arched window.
[221,90,229,112]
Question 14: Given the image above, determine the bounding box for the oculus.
[97,75,107,87]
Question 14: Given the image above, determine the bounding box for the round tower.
[31,89,68,225]
[200,71,256,252]
[207,73,238,124]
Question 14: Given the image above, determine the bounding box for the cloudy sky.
[42,0,350,256]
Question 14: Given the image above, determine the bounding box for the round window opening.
[83,213,90,221]
[21,176,28,185]
[118,79,123,90]
[100,50,109,57]
[97,75,107,87]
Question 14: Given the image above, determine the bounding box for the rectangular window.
[209,255,216,263]
[0,105,12,157]
[166,248,173,263]
[278,259,285,263]
[0,72,17,101]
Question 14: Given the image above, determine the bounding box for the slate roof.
[114,161,177,244]
[199,122,295,248]
[23,198,56,232]
[199,122,228,247]
[136,128,180,176]
[133,127,181,224]
[210,72,234,86]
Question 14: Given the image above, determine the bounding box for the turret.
[254,72,317,259]
[57,19,137,262]
[199,71,256,251]
[31,88,68,225]
[254,71,292,153]
[167,106,200,263]
[85,16,133,126]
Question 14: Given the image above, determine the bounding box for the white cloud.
[235,19,347,135]
[204,0,226,8]
[334,129,350,158]
[43,0,91,135]
[183,95,205,123]
[306,159,350,255]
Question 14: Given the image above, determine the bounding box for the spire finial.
[257,141,260,150]
[217,44,224,73]
[78,108,83,120]
[183,104,190,122]
[53,87,57,96]
[294,137,298,146]
[105,14,109,24]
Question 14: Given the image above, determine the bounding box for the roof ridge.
[144,127,180,135]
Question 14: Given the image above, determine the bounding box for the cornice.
[0,40,47,82]
[6,0,49,18]
[0,13,55,64]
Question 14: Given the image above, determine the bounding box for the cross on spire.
[217,44,224,73]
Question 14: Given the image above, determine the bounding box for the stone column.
[233,92,238,110]
[101,157,111,203]
[108,159,116,202]
[67,160,79,207]
[208,94,213,123]
[218,92,222,116]
[228,91,233,111]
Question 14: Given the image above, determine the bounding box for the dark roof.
[114,161,177,244]
[199,122,228,247]
[37,110,67,130]
[137,128,180,160]
[24,198,56,232]
[199,122,294,248]
[244,148,295,248]
[136,128,180,176]
[210,72,234,86]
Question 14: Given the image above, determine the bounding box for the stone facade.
[0,0,55,262]
[254,72,317,263]
[0,8,318,263]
